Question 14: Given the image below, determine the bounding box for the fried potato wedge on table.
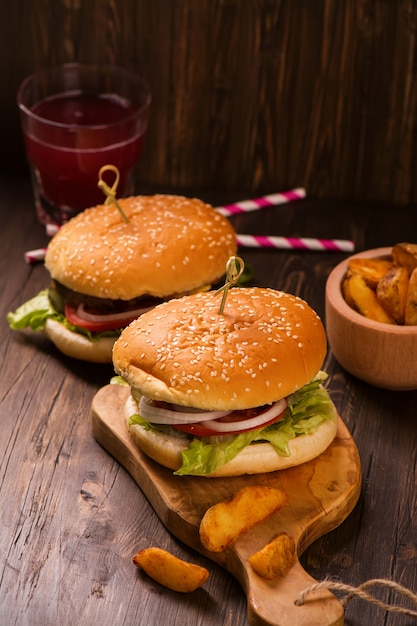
[376,266,409,324]
[347,258,394,288]
[404,267,417,325]
[132,547,209,593]
[392,243,417,275]
[343,273,396,324]
[248,532,296,580]
[199,486,288,553]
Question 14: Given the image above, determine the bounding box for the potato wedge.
[404,267,417,325]
[199,486,288,553]
[343,273,396,324]
[132,547,209,593]
[248,532,295,580]
[347,258,394,289]
[392,242,417,275]
[376,266,409,324]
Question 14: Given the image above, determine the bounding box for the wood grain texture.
[1,175,417,625]
[91,384,361,626]
[4,0,417,203]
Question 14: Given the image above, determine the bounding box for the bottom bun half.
[44,319,115,363]
[124,396,338,478]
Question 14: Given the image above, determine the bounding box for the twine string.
[97,164,129,223]
[215,256,245,315]
[295,578,417,618]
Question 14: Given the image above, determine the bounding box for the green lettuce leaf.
[7,290,59,331]
[127,372,337,476]
[110,375,129,386]
[7,289,119,341]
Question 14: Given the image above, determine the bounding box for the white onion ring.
[139,396,231,424]
[138,395,287,431]
[76,302,155,323]
[202,398,287,433]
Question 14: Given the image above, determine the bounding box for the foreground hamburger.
[112,286,338,477]
[7,195,236,363]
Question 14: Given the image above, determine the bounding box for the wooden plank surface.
[3,0,417,203]
[1,176,417,625]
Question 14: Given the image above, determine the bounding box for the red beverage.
[18,64,151,226]
[23,92,145,223]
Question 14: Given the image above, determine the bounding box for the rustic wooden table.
[1,175,416,625]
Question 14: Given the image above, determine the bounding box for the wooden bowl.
[325,247,417,390]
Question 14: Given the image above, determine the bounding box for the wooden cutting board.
[91,384,361,626]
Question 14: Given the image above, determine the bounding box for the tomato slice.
[64,304,138,333]
[171,407,285,436]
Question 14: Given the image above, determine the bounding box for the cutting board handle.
[243,557,344,626]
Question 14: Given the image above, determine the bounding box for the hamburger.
[7,195,237,363]
[112,286,338,477]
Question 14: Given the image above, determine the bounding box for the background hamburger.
[112,286,338,477]
[7,195,236,363]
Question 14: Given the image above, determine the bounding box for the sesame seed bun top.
[44,195,237,300]
[112,287,327,410]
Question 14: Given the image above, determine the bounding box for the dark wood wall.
[3,0,417,203]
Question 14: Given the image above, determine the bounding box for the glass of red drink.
[17,63,151,226]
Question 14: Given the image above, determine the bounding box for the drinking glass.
[17,63,151,226]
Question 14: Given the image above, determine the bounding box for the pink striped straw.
[24,248,48,264]
[44,187,306,234]
[236,234,355,252]
[24,233,354,264]
[215,188,306,216]
[43,188,306,234]
[24,187,351,263]
[46,223,60,236]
